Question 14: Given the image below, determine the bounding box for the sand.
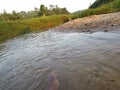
[53,12,120,32]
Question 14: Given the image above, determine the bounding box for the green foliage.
[75,0,120,18]
[19,27,31,35]
[40,5,69,16]
[89,0,114,8]
[40,4,46,16]
[0,15,70,43]
[0,4,69,21]
[10,10,20,20]
[61,16,69,23]
[37,11,43,17]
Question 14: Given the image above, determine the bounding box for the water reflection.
[0,30,120,90]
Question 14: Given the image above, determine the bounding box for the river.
[0,30,120,90]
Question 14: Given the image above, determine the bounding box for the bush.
[61,16,69,23]
[71,15,78,20]
[19,27,31,35]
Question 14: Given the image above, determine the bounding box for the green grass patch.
[0,14,71,43]
[19,27,31,35]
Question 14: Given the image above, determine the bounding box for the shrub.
[61,16,69,23]
[71,15,78,20]
[19,27,31,35]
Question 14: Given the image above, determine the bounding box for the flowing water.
[0,30,120,90]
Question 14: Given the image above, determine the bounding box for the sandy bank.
[53,12,120,32]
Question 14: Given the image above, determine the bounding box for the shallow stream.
[0,30,120,90]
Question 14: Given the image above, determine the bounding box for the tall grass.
[0,15,71,43]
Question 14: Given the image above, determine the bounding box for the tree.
[34,7,38,12]
[40,4,46,16]
[89,0,114,8]
[49,5,69,15]
[2,9,11,21]
[11,10,20,20]
[37,11,43,17]
[50,4,55,11]
[61,8,69,14]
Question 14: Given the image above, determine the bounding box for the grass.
[75,0,120,18]
[0,14,71,43]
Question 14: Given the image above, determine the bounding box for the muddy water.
[0,30,120,90]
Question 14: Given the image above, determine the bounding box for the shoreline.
[53,12,120,32]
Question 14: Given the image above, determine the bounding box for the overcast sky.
[0,0,95,13]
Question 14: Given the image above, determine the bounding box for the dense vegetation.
[0,4,69,21]
[0,14,72,43]
[75,0,120,18]
[89,0,114,8]
[0,4,70,43]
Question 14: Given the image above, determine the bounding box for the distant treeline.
[0,4,69,21]
[89,0,115,8]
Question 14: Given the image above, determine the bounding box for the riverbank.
[1,11,120,43]
[0,15,71,43]
[53,12,120,32]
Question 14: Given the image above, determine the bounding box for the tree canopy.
[89,0,114,8]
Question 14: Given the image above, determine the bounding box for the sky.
[0,0,96,13]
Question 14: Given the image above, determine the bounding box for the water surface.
[0,30,120,90]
